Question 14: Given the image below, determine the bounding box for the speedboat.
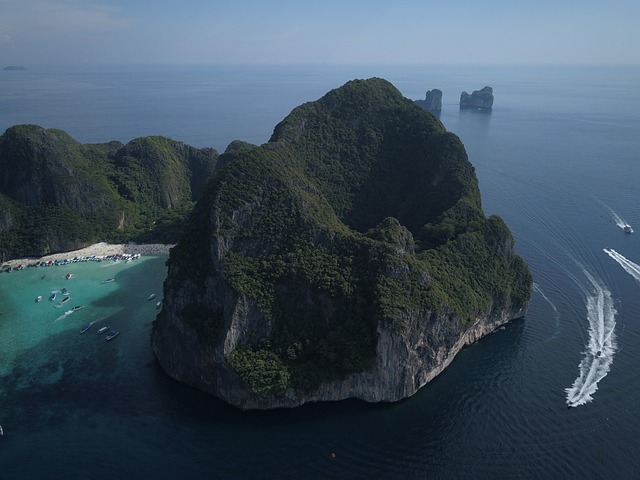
[156,301,162,309]
[105,330,120,341]
[50,292,57,301]
[65,273,72,280]
[36,295,42,303]
[97,325,110,334]
[148,293,156,301]
[624,224,634,234]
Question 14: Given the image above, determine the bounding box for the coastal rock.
[0,125,218,259]
[152,78,532,410]
[460,86,494,110]
[414,88,442,111]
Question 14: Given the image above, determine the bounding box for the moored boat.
[80,321,96,334]
[50,292,57,301]
[148,293,156,301]
[105,330,120,341]
[101,278,115,284]
[55,296,71,308]
[97,325,110,334]
[156,301,162,309]
[36,295,42,303]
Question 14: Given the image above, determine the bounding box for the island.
[0,125,217,260]
[3,66,27,71]
[151,78,532,410]
[414,88,442,112]
[460,86,494,110]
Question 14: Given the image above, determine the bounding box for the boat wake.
[607,207,632,232]
[565,270,617,408]
[604,248,640,285]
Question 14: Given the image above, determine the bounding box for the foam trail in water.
[606,206,631,231]
[604,248,640,285]
[565,270,617,407]
[534,283,560,337]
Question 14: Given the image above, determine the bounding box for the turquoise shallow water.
[0,258,164,379]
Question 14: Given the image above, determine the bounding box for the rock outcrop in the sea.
[0,125,218,259]
[414,88,442,111]
[151,78,532,410]
[460,86,494,109]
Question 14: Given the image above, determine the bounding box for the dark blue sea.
[1,64,640,479]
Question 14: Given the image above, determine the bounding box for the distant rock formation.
[3,66,26,71]
[414,89,442,111]
[460,86,493,110]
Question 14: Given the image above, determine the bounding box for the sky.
[1,0,639,65]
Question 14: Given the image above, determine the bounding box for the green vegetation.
[0,125,218,260]
[163,78,532,397]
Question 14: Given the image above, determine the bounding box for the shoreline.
[1,242,174,270]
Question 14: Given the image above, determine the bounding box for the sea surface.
[1,64,640,479]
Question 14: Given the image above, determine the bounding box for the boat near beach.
[148,293,156,301]
[156,301,162,309]
[80,321,96,334]
[55,296,71,308]
[105,330,120,341]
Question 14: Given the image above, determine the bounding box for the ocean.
[1,64,640,479]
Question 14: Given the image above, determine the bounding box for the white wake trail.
[604,248,640,285]
[565,270,617,407]
[606,206,631,231]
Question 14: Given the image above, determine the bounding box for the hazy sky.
[2,0,639,65]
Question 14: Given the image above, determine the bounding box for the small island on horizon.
[3,65,27,71]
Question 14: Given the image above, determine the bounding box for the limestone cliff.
[414,88,442,111]
[460,86,494,110]
[152,78,532,410]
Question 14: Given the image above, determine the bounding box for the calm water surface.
[1,65,640,479]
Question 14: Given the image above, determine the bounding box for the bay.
[1,64,640,479]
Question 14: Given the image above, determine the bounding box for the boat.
[0,425,3,435]
[65,273,72,279]
[61,287,69,295]
[80,321,96,334]
[97,325,110,334]
[35,295,42,303]
[156,301,162,309]
[148,293,156,301]
[624,224,634,234]
[49,292,57,301]
[71,305,85,312]
[101,278,115,284]
[105,330,120,341]
[55,296,71,308]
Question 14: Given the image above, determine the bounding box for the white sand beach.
[1,242,174,270]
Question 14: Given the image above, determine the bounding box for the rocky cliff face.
[460,86,494,110]
[152,78,532,410]
[414,88,442,111]
[0,125,218,259]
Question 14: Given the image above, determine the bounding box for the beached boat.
[97,325,110,334]
[36,295,42,303]
[105,330,120,341]
[148,293,156,301]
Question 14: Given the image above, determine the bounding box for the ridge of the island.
[151,77,532,410]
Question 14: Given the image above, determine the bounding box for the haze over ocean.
[1,64,640,479]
